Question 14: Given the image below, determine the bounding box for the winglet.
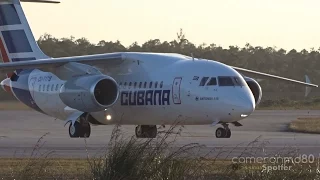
[305,75,312,97]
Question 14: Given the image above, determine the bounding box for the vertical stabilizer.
[0,0,54,76]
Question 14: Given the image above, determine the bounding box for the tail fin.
[0,0,57,77]
[0,0,51,62]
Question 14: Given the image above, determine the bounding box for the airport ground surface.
[1,110,320,159]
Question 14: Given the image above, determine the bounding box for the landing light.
[106,115,112,121]
[240,114,248,118]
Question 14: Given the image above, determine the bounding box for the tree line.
[2,29,320,102]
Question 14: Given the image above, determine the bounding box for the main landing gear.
[215,123,231,138]
[135,125,157,138]
[69,116,91,138]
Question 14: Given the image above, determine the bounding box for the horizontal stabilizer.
[21,0,60,3]
[0,0,61,3]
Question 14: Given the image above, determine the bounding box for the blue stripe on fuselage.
[2,30,33,53]
[0,4,21,26]
[11,69,45,114]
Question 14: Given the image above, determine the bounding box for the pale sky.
[22,0,320,51]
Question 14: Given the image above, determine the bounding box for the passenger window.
[119,82,122,88]
[144,82,147,88]
[43,85,45,91]
[139,82,142,89]
[199,77,209,86]
[51,84,54,91]
[46,84,50,91]
[160,81,163,88]
[206,77,217,86]
[134,82,137,89]
[218,76,235,86]
[124,82,127,88]
[55,84,59,91]
[155,82,158,88]
[129,82,132,88]
[149,82,153,88]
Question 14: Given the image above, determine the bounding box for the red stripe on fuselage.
[0,37,12,77]
[4,84,12,94]
[0,38,10,63]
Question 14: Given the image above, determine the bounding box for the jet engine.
[59,75,119,112]
[244,77,262,106]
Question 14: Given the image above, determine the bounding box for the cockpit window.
[218,76,246,86]
[206,77,217,86]
[199,77,209,86]
[233,76,246,86]
[218,76,234,86]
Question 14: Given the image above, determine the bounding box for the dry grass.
[0,158,90,179]
[288,117,320,134]
[1,131,320,179]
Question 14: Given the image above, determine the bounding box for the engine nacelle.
[244,77,262,106]
[59,75,119,112]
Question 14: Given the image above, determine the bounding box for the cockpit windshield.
[218,76,246,87]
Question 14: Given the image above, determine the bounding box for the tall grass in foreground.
[3,123,320,179]
[87,124,209,180]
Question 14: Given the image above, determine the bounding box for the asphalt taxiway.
[1,110,320,158]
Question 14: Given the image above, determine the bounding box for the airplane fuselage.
[4,53,255,126]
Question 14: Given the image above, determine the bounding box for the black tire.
[226,129,231,138]
[135,126,142,138]
[69,121,81,138]
[215,127,226,138]
[80,124,91,138]
[135,125,157,138]
[148,126,157,138]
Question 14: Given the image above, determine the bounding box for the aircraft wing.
[0,53,128,74]
[230,66,318,87]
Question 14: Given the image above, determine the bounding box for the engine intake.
[244,77,262,106]
[60,75,119,112]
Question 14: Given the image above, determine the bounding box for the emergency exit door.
[172,77,182,104]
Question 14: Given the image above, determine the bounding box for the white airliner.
[0,0,317,139]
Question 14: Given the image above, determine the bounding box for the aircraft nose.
[226,90,255,118]
[238,95,255,115]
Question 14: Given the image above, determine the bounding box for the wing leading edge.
[230,66,318,87]
[0,53,126,73]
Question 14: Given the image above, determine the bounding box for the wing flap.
[231,66,318,87]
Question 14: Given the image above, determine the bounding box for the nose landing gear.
[215,123,231,138]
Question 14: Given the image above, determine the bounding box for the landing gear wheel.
[215,127,226,138]
[80,124,91,138]
[135,125,157,138]
[226,129,231,138]
[69,121,81,138]
[69,121,91,138]
[135,126,142,138]
[147,126,157,138]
